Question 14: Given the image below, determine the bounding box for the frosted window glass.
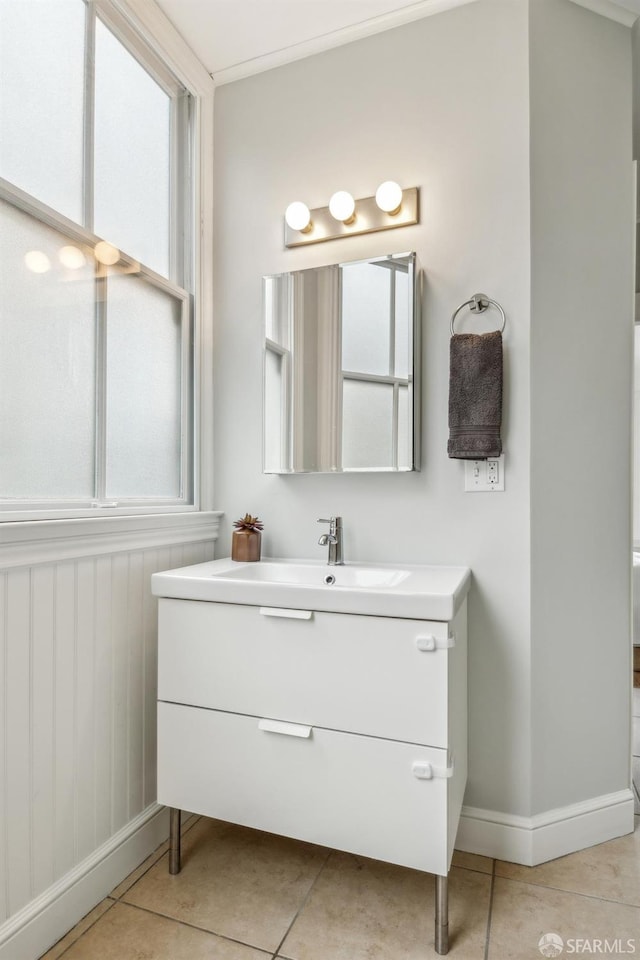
[398,386,411,470]
[94,20,171,277]
[0,201,96,499]
[342,381,393,470]
[0,0,85,223]
[105,275,182,498]
[264,349,284,472]
[395,270,410,379]
[341,263,390,376]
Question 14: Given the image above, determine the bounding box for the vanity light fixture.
[284,183,418,248]
[285,201,312,233]
[375,180,403,215]
[328,191,356,224]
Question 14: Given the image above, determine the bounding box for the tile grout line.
[483,860,496,960]
[452,863,495,878]
[271,846,334,960]
[111,847,170,899]
[490,872,640,909]
[108,897,273,956]
[39,898,118,960]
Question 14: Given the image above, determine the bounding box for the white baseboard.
[0,804,169,960]
[456,789,635,865]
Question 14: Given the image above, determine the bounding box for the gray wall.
[529,0,633,813]
[212,0,632,819]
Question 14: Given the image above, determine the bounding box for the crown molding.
[568,0,638,26]
[212,0,480,86]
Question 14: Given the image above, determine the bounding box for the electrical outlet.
[464,455,505,492]
[487,459,499,485]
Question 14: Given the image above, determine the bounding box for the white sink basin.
[222,560,410,589]
[152,557,471,621]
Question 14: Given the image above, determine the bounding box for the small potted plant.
[231,513,263,562]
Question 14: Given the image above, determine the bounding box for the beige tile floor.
[40,688,640,960]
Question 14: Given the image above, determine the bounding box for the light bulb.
[375,181,403,215]
[285,201,312,233]
[24,250,51,273]
[328,191,355,224]
[94,241,120,266]
[59,245,86,269]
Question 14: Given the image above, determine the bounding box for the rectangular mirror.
[263,252,420,473]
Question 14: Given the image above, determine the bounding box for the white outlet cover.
[464,455,505,492]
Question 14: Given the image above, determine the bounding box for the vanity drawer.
[157,701,452,875]
[158,598,455,747]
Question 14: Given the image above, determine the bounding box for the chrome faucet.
[317,516,344,565]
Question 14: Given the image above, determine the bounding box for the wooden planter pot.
[231,529,261,562]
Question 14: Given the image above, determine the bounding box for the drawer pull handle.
[258,718,312,738]
[412,760,454,780]
[415,634,455,652]
[259,607,313,620]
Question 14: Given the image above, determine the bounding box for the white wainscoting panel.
[0,538,215,956]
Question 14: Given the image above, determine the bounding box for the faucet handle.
[317,517,341,534]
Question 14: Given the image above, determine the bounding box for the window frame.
[0,0,211,524]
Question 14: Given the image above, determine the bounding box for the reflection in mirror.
[263,252,419,473]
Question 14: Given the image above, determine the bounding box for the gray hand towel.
[448,330,503,459]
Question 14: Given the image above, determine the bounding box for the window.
[0,0,194,519]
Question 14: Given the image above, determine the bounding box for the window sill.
[0,511,223,569]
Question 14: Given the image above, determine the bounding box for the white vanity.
[152,557,470,955]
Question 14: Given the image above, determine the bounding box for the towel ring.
[450,293,506,336]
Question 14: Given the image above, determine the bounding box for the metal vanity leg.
[169,807,181,875]
[435,874,449,955]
